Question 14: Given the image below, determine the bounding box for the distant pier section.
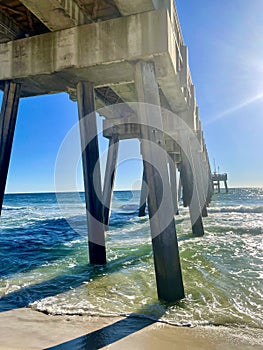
[212,173,228,193]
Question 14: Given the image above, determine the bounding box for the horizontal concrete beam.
[0,12,160,82]
[0,9,188,112]
[114,0,168,16]
[19,0,89,31]
[0,10,169,78]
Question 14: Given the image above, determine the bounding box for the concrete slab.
[0,10,187,112]
[19,0,89,31]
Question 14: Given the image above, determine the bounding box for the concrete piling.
[138,168,148,217]
[168,155,179,215]
[77,81,106,265]
[103,134,119,226]
[0,82,21,215]
[224,180,228,193]
[135,61,184,302]
[180,151,205,237]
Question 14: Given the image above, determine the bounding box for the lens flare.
[206,92,263,125]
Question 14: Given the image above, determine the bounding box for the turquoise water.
[0,188,262,331]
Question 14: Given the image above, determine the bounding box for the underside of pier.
[0,0,213,302]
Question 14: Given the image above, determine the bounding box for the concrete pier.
[0,0,213,301]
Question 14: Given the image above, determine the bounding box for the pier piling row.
[0,0,213,302]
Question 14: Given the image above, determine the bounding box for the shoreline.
[0,308,262,349]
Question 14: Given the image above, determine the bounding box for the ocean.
[0,188,262,336]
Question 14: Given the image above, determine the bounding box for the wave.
[33,306,194,327]
[208,205,263,214]
[113,204,140,215]
[31,307,263,332]
[2,205,29,211]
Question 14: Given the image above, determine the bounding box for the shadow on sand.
[46,314,159,350]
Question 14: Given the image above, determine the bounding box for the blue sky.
[176,0,263,187]
[1,0,263,193]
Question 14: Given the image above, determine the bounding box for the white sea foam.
[1,189,263,331]
[208,205,263,213]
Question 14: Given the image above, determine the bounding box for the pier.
[0,0,213,302]
[212,173,228,193]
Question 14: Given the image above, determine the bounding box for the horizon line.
[5,185,263,195]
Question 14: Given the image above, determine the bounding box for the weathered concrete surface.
[77,81,106,264]
[0,10,187,112]
[20,0,89,31]
[135,60,184,301]
[103,135,119,226]
[0,82,21,215]
[114,0,169,16]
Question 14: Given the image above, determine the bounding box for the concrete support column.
[180,160,192,208]
[0,81,21,215]
[199,155,208,218]
[168,155,179,215]
[203,145,213,204]
[139,167,148,217]
[77,81,106,265]
[103,134,119,226]
[202,204,208,217]
[135,60,184,302]
[178,172,182,203]
[224,180,228,193]
[180,149,205,237]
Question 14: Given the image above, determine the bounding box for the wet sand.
[0,308,262,349]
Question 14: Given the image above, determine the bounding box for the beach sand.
[0,308,262,349]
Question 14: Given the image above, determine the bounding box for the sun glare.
[206,92,263,125]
